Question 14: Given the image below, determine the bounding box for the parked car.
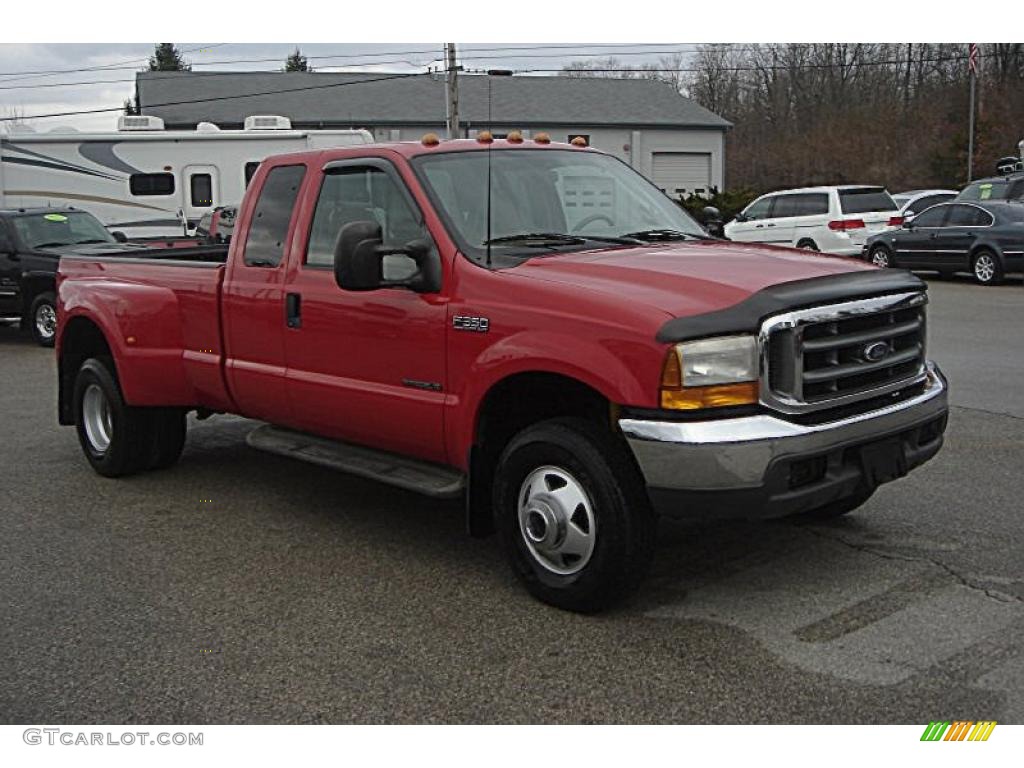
[56,138,948,612]
[194,205,237,244]
[891,189,957,223]
[862,200,1024,285]
[956,172,1024,203]
[0,206,230,346]
[724,185,901,255]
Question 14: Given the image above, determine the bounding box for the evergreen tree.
[284,48,311,72]
[148,43,191,72]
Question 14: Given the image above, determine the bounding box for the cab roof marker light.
[421,133,440,147]
[534,132,551,144]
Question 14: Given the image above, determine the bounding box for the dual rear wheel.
[74,357,186,477]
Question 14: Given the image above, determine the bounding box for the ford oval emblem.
[862,341,891,362]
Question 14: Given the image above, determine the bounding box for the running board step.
[246,424,465,499]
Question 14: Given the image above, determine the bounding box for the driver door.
[728,196,774,243]
[282,160,448,464]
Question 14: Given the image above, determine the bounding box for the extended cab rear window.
[242,165,306,267]
[839,188,897,213]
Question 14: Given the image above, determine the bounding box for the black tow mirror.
[111,230,128,243]
[333,221,441,293]
[901,220,915,230]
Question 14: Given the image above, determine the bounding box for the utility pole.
[967,43,979,182]
[445,43,460,140]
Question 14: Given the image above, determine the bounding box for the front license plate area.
[859,438,908,486]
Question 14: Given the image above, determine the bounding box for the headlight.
[660,335,759,410]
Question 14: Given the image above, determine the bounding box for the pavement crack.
[803,525,1023,606]
[949,403,1024,423]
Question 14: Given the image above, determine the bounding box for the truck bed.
[58,253,233,416]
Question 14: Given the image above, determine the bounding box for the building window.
[129,173,175,196]
[244,162,260,187]
[190,173,213,207]
[242,164,306,268]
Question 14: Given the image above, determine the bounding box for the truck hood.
[514,240,878,319]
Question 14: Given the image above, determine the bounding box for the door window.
[912,205,949,228]
[947,205,991,227]
[190,173,213,207]
[743,197,773,221]
[305,166,430,268]
[242,164,306,267]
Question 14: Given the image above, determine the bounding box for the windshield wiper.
[34,242,69,249]
[76,239,113,245]
[484,232,587,247]
[620,228,713,242]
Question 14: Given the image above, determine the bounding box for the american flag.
[968,43,979,74]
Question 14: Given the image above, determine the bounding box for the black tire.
[868,245,893,269]
[795,488,875,521]
[73,357,158,477]
[796,239,819,251]
[29,291,57,347]
[147,409,187,470]
[492,417,657,613]
[971,249,1004,286]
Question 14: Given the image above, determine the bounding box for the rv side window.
[243,164,306,268]
[190,174,213,207]
[244,162,260,187]
[129,173,175,196]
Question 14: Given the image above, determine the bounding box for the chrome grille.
[760,292,928,414]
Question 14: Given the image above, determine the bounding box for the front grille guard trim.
[758,291,928,415]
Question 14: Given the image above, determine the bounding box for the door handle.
[285,292,301,329]
[755,224,763,229]
[766,223,776,228]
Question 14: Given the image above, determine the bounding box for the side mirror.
[701,206,724,237]
[111,230,128,243]
[333,221,440,293]
[901,220,914,229]
[732,211,748,223]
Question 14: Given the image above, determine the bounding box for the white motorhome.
[0,115,372,239]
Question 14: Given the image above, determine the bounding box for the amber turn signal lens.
[660,381,759,410]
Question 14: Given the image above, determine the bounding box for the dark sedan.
[863,200,1024,285]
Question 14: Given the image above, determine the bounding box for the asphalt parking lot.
[1,276,1022,724]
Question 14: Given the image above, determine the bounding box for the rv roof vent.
[244,115,292,131]
[117,115,165,132]
[196,121,220,133]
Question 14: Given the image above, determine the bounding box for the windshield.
[411,149,707,265]
[958,181,1011,202]
[12,211,115,249]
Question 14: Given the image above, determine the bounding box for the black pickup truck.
[0,206,227,346]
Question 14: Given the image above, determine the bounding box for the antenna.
[483,69,512,268]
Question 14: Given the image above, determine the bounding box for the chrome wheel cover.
[974,254,995,282]
[518,465,597,576]
[35,303,56,339]
[82,383,113,453]
[871,249,890,268]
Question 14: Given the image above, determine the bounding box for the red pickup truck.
[56,136,949,612]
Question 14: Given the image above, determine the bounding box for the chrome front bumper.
[620,363,949,520]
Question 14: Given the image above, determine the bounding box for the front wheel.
[493,418,657,613]
[869,245,893,269]
[29,292,57,347]
[972,250,1004,286]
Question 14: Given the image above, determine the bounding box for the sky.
[0,43,697,133]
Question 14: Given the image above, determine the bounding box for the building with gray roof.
[137,71,731,196]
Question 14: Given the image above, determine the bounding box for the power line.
[0,71,429,123]
[0,43,228,84]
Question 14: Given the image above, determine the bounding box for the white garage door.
[651,152,712,197]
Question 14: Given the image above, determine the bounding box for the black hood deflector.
[656,268,926,343]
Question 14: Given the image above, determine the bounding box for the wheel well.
[20,275,55,315]
[466,372,614,537]
[796,238,818,249]
[59,317,113,425]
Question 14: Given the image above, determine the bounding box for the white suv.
[724,185,901,256]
